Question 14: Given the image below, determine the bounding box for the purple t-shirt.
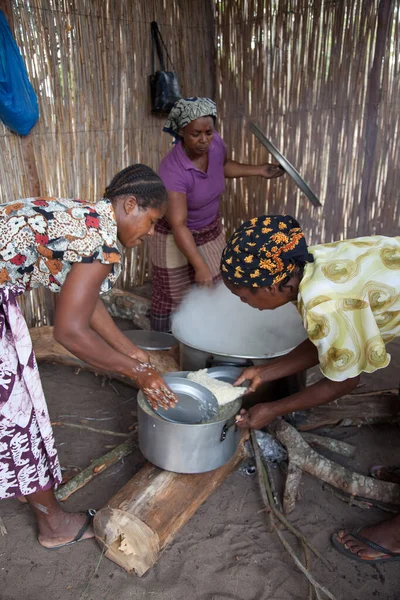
[159,132,227,230]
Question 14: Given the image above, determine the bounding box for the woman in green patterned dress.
[220,214,400,564]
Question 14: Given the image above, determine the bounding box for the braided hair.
[104,164,167,209]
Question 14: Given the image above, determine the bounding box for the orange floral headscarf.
[220,215,314,287]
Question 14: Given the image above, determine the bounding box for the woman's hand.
[128,346,150,364]
[235,404,277,430]
[194,264,214,287]
[135,363,178,410]
[259,163,285,179]
[234,365,269,393]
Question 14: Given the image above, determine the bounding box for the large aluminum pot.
[138,391,241,473]
[171,287,307,371]
[173,321,307,371]
[176,340,279,371]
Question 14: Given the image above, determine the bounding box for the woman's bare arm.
[166,191,213,286]
[53,261,176,408]
[90,298,149,362]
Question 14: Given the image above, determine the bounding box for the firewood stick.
[251,431,332,570]
[0,516,7,536]
[264,459,283,513]
[51,421,133,438]
[251,432,335,598]
[301,433,355,458]
[55,440,135,502]
[322,483,398,514]
[273,420,400,507]
[273,523,337,600]
[302,543,313,600]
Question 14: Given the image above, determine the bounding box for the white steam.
[171,282,307,357]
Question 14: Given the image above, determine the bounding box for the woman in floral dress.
[0,163,176,549]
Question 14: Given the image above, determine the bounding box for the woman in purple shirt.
[151,97,284,331]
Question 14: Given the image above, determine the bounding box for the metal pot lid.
[149,376,219,424]
[171,334,298,360]
[124,330,177,351]
[249,122,321,208]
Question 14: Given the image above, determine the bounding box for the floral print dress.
[0,197,122,499]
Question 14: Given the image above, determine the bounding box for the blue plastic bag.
[0,10,39,135]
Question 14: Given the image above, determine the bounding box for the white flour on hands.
[187,369,246,406]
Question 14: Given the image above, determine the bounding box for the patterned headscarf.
[163,97,217,143]
[221,215,314,287]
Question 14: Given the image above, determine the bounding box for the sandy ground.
[0,336,399,600]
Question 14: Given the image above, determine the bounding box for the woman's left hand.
[135,364,178,410]
[235,403,278,430]
[128,346,150,363]
[259,163,285,179]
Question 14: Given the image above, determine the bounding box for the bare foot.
[337,516,400,560]
[38,511,95,549]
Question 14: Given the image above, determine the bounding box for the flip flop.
[370,465,400,484]
[332,526,400,564]
[46,509,96,550]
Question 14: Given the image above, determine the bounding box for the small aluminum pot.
[138,392,240,474]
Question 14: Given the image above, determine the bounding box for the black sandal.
[332,525,400,564]
[46,509,96,550]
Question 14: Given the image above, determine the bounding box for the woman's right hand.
[194,264,213,287]
[135,364,178,410]
[234,365,273,394]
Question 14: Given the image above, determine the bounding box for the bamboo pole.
[0,0,41,197]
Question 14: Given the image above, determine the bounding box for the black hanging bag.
[149,21,181,113]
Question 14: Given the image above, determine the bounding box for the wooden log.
[29,325,180,383]
[101,289,151,330]
[93,434,249,576]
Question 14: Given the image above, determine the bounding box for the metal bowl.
[164,367,248,389]
[149,376,219,425]
[207,366,243,385]
[124,330,177,351]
